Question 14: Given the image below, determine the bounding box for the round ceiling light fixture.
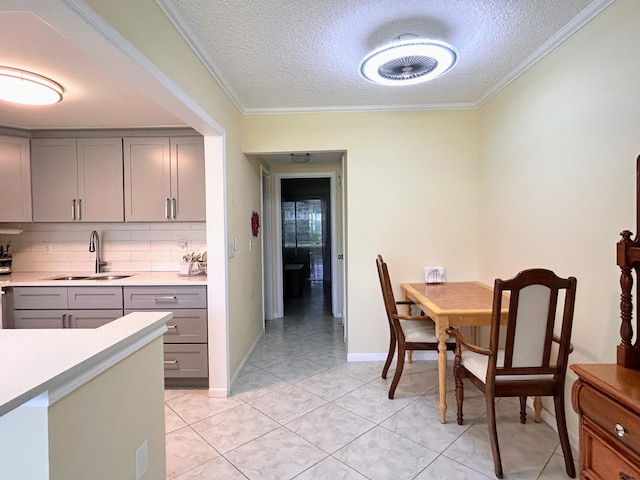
[358,36,459,86]
[0,66,63,106]
[290,153,311,164]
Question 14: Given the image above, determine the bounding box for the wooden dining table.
[401,281,515,424]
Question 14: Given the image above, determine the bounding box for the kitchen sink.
[46,274,133,281]
[92,275,132,280]
[49,275,92,280]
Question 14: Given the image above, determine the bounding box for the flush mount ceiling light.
[291,153,311,164]
[358,36,459,86]
[0,67,63,105]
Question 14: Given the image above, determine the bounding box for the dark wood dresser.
[572,364,640,479]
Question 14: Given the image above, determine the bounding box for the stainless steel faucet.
[89,230,107,273]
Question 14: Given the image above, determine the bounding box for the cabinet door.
[77,138,124,222]
[31,138,78,222]
[0,135,31,222]
[69,310,124,329]
[14,310,65,328]
[123,137,171,221]
[171,136,205,221]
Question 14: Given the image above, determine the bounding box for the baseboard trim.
[347,351,452,362]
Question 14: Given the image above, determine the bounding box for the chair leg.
[389,345,405,399]
[382,328,396,380]
[553,392,576,478]
[453,342,464,425]
[519,396,527,424]
[454,374,464,425]
[407,350,413,363]
[486,396,504,479]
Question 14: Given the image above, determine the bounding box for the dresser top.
[572,363,640,411]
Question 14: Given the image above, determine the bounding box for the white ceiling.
[0,0,613,131]
[158,0,612,114]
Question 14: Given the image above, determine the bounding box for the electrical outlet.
[135,440,148,479]
[44,243,51,254]
[177,240,188,252]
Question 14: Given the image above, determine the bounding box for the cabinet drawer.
[583,421,640,480]
[14,310,65,328]
[70,310,124,329]
[123,286,206,309]
[13,287,68,309]
[579,383,640,454]
[126,308,207,343]
[164,344,208,378]
[68,287,123,309]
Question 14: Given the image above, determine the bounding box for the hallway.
[164,281,574,479]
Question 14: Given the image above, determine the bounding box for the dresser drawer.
[123,286,206,309]
[164,344,208,378]
[578,383,640,454]
[583,420,640,480]
[126,308,207,343]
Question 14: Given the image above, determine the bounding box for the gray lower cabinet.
[11,284,208,386]
[124,286,208,385]
[14,309,124,329]
[12,286,124,329]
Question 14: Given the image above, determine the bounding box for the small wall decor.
[251,211,260,237]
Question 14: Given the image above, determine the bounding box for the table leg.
[436,319,449,424]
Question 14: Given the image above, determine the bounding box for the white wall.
[478,0,640,432]
[244,110,478,355]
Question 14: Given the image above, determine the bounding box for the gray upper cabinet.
[31,137,124,222]
[124,136,205,222]
[0,135,32,222]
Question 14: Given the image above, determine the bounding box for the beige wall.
[478,0,640,432]
[244,110,479,354]
[84,0,265,389]
[49,340,166,480]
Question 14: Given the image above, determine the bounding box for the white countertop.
[0,311,170,417]
[0,271,207,287]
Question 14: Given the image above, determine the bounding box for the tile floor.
[164,282,577,479]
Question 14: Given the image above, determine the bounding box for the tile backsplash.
[0,222,206,273]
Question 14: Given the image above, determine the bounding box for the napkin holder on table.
[424,266,445,284]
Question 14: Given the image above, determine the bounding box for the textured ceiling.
[0,0,614,134]
[159,0,612,114]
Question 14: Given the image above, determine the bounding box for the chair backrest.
[488,268,577,380]
[376,255,399,320]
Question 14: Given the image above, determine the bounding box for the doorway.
[281,178,331,314]
[271,171,342,319]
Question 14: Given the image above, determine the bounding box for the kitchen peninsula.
[0,312,169,480]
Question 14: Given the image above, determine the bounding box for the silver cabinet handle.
[71,199,76,220]
[76,199,82,220]
[154,295,177,303]
[164,359,179,370]
[166,324,178,334]
[615,423,627,437]
[165,198,171,219]
[62,314,68,329]
[171,197,177,220]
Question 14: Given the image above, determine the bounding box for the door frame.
[273,171,340,318]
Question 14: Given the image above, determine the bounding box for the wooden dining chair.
[447,268,577,479]
[376,254,454,399]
